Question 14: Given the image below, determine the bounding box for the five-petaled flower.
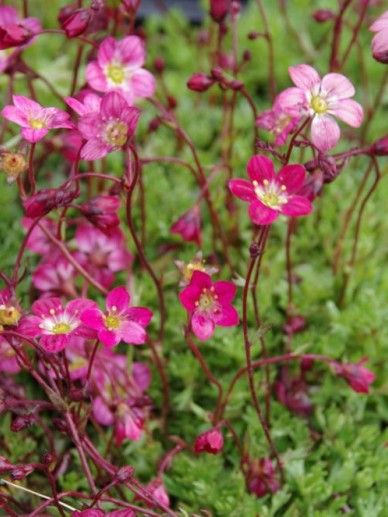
[229,155,312,225]
[1,96,73,143]
[81,286,153,348]
[86,35,156,104]
[179,270,239,341]
[18,298,95,353]
[278,64,363,151]
[73,91,140,160]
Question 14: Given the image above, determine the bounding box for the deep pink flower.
[1,96,73,143]
[370,11,388,64]
[86,36,155,104]
[278,64,363,151]
[170,206,201,246]
[81,286,153,348]
[194,427,224,454]
[256,95,301,146]
[247,457,280,498]
[18,298,95,353]
[0,6,41,50]
[73,92,140,160]
[79,195,120,233]
[179,270,239,341]
[0,337,21,374]
[229,155,312,225]
[333,359,375,393]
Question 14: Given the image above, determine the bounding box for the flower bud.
[283,315,306,336]
[59,5,91,38]
[0,151,27,183]
[370,136,388,156]
[154,56,165,74]
[312,9,334,23]
[41,452,56,466]
[187,73,214,93]
[332,359,375,393]
[247,457,280,498]
[11,463,35,480]
[79,195,120,233]
[115,465,134,482]
[23,182,78,218]
[170,206,201,245]
[11,415,34,432]
[194,428,224,454]
[0,24,34,50]
[210,0,230,23]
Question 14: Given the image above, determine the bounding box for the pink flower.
[65,91,102,117]
[229,155,312,225]
[81,286,153,348]
[256,95,301,146]
[79,195,120,233]
[194,427,224,454]
[143,479,170,508]
[170,206,201,246]
[274,367,313,417]
[278,64,363,151]
[1,96,73,143]
[179,270,239,341]
[0,337,21,374]
[0,6,41,50]
[32,255,76,297]
[370,11,388,64]
[247,458,280,498]
[333,359,375,393]
[73,91,140,160]
[22,217,56,255]
[86,36,155,104]
[18,298,95,353]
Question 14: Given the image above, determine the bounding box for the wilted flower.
[1,96,73,143]
[0,288,22,328]
[175,252,218,287]
[332,359,375,393]
[194,427,224,454]
[370,11,388,64]
[86,36,155,103]
[170,206,201,246]
[179,270,239,341]
[0,6,41,50]
[256,96,301,146]
[274,367,313,417]
[278,64,363,151]
[81,286,153,348]
[247,457,280,498]
[229,155,312,225]
[0,149,27,183]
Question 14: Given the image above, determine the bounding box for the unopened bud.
[187,73,214,93]
[11,464,35,480]
[210,0,230,23]
[312,9,334,23]
[58,5,91,38]
[154,56,165,74]
[116,465,134,481]
[23,182,78,218]
[370,136,388,156]
[11,415,34,432]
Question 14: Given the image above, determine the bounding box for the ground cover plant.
[0,0,387,515]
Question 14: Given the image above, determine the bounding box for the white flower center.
[39,308,78,335]
[253,179,288,209]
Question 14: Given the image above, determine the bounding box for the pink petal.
[214,305,239,327]
[100,91,129,119]
[372,29,388,57]
[86,61,108,92]
[50,109,73,129]
[190,270,212,290]
[92,396,114,425]
[67,298,96,318]
[213,281,237,304]
[40,334,69,353]
[288,64,320,90]
[247,155,276,184]
[321,73,355,100]
[1,105,28,126]
[17,315,42,337]
[276,87,307,115]
[21,127,48,143]
[98,328,119,347]
[179,284,202,311]
[32,297,63,317]
[118,35,145,66]
[97,36,116,66]
[106,286,130,312]
[228,179,255,202]
[369,12,388,32]
[311,114,340,151]
[126,307,153,327]
[248,200,279,225]
[119,320,147,345]
[81,138,109,160]
[80,308,105,331]
[130,68,156,99]
[107,248,133,271]
[281,195,312,217]
[191,311,215,341]
[132,362,151,390]
[12,95,42,112]
[329,98,363,128]
[277,164,306,194]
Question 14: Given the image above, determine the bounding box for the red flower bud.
[283,315,307,336]
[23,182,78,218]
[194,428,224,454]
[0,24,33,50]
[11,415,34,432]
[210,0,230,23]
[312,9,334,23]
[59,5,91,38]
[332,359,375,393]
[154,56,165,74]
[79,195,120,233]
[187,73,214,93]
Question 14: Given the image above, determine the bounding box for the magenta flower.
[170,206,201,246]
[1,96,73,143]
[229,155,312,225]
[18,298,95,353]
[86,36,155,104]
[194,427,224,454]
[278,64,363,151]
[0,6,41,50]
[370,11,388,64]
[179,270,239,341]
[73,92,140,160]
[333,359,375,394]
[81,286,153,348]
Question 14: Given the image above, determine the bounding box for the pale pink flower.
[179,271,239,341]
[32,254,76,297]
[278,64,363,151]
[18,298,95,353]
[370,11,388,64]
[86,36,155,103]
[229,155,312,225]
[1,96,73,143]
[81,286,153,348]
[73,91,140,160]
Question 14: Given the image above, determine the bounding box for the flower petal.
[228,179,255,202]
[311,114,340,151]
[276,87,307,115]
[106,286,130,312]
[213,281,237,304]
[32,297,63,317]
[97,36,116,66]
[98,328,119,347]
[247,155,275,184]
[119,320,147,345]
[21,127,48,143]
[129,68,156,99]
[288,64,321,90]
[248,200,279,225]
[118,36,145,66]
[214,305,239,327]
[179,284,201,311]
[81,138,109,160]
[329,98,364,128]
[12,95,42,112]
[126,307,153,327]
[277,164,306,194]
[100,91,129,119]
[80,308,105,330]
[86,61,108,92]
[321,73,355,100]
[17,315,42,337]
[191,311,215,341]
[281,195,313,217]
[92,396,114,425]
[40,334,68,353]
[1,106,28,126]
